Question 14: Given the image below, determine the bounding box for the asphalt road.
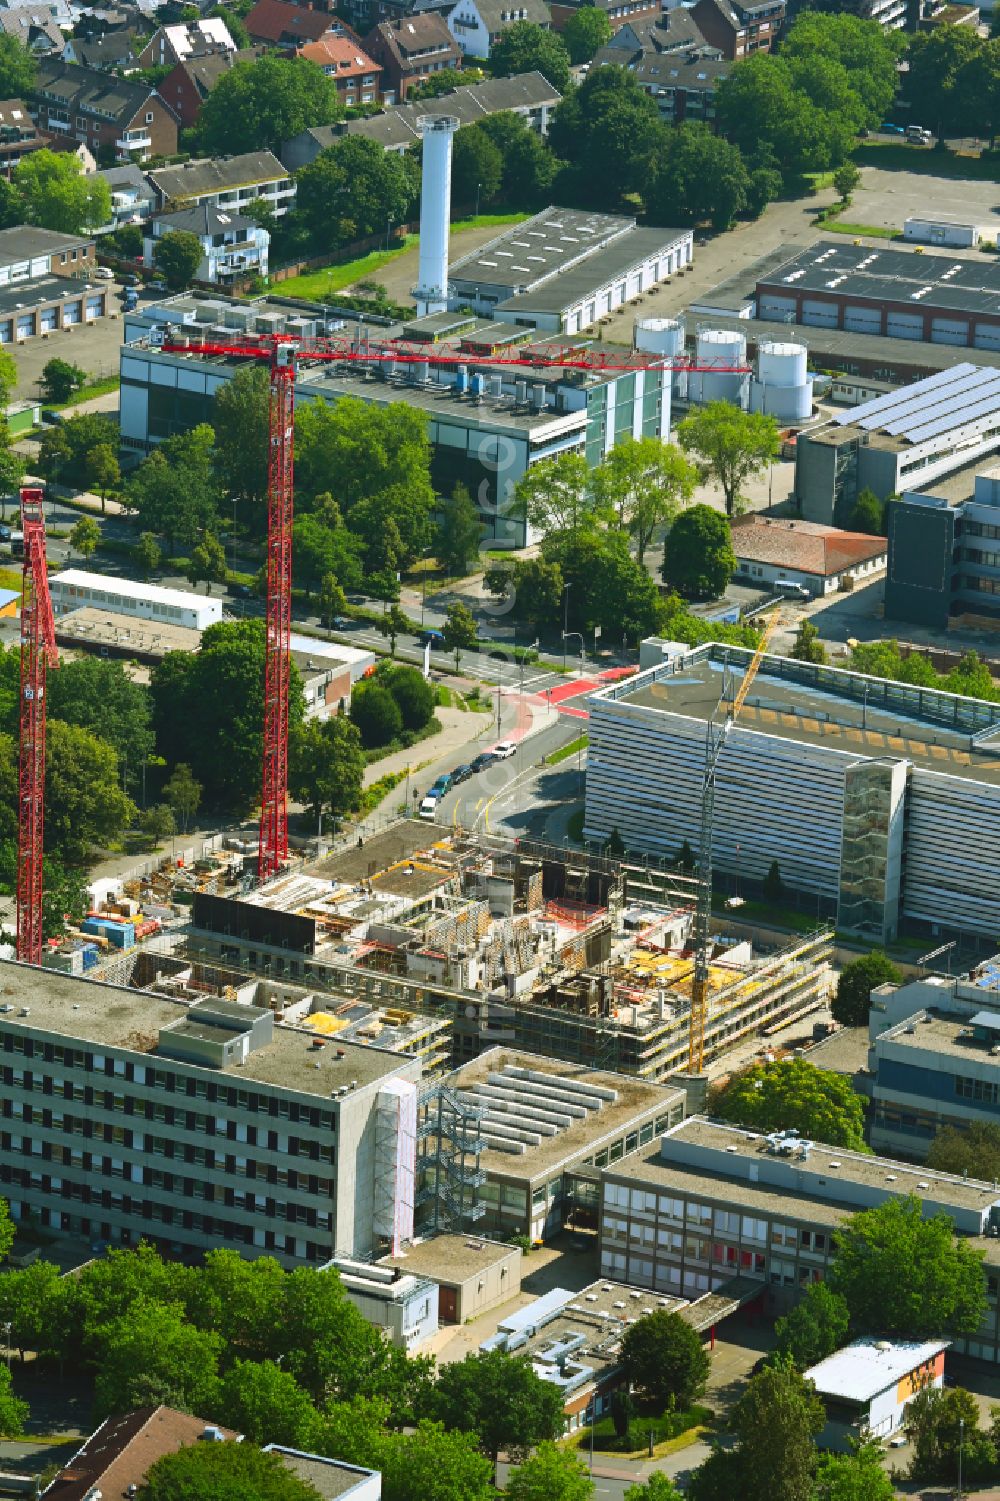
[430,714,585,835]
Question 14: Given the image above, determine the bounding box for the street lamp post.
[958,1417,965,1501]
[562,630,585,677]
[562,583,572,670]
[475,182,481,218]
[519,639,539,694]
[2,1321,11,1372]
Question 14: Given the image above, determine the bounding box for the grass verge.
[569,1406,714,1461]
[273,237,418,300]
[451,212,530,232]
[0,565,21,590]
[819,219,900,239]
[547,733,588,765]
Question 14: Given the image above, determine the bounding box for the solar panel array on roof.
[830,362,1000,443]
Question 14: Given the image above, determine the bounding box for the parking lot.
[845,165,1000,237]
[9,279,138,401]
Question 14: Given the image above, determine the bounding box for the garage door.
[885,311,923,340]
[85,295,102,321]
[844,305,881,334]
[759,294,796,319]
[63,301,80,325]
[566,310,580,334]
[16,314,32,339]
[930,318,969,346]
[801,299,838,328]
[0,322,10,343]
[40,307,58,332]
[975,323,1000,350]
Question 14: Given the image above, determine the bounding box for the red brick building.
[690,0,783,58]
[297,34,381,105]
[158,47,268,130]
[363,14,461,103]
[29,60,178,163]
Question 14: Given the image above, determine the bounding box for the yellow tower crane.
[687,606,783,1074]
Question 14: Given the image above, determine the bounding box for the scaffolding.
[416,1083,486,1236]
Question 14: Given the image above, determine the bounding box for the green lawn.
[547,734,588,765]
[820,219,900,239]
[0,565,20,591]
[273,237,418,300]
[451,212,530,231]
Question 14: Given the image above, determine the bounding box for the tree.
[41,854,88,944]
[150,620,304,808]
[319,573,348,629]
[289,715,365,824]
[662,506,735,599]
[714,54,841,185]
[709,1057,868,1150]
[187,532,227,594]
[436,482,482,576]
[774,1282,850,1371]
[0,35,35,102]
[378,604,409,658]
[813,1440,896,1501]
[69,515,100,559]
[907,25,982,141]
[85,442,119,514]
[385,665,435,732]
[833,160,861,203]
[134,531,161,579]
[619,1310,710,1409]
[830,1195,987,1337]
[0,1366,27,1438]
[848,488,883,535]
[544,529,661,642]
[678,404,779,518]
[153,229,204,290]
[781,12,899,129]
[512,452,595,537]
[442,601,478,671]
[38,411,117,489]
[292,513,363,599]
[163,762,202,833]
[624,1478,684,1501]
[217,1360,317,1448]
[928,1121,1000,1182]
[690,1360,824,1501]
[790,621,826,665]
[426,1348,566,1465]
[906,1385,994,1484]
[409,66,476,101]
[93,1299,223,1418]
[140,802,176,850]
[295,136,416,249]
[127,425,220,553]
[452,125,503,209]
[832,950,901,1027]
[504,1442,593,1501]
[351,680,403,749]
[591,438,697,563]
[379,1422,497,1501]
[198,54,342,156]
[648,122,749,232]
[479,111,557,208]
[40,357,85,404]
[548,65,662,206]
[48,656,154,789]
[45,718,135,864]
[212,363,270,511]
[563,5,611,63]
[139,1440,325,1501]
[13,149,110,232]
[0,1257,66,1359]
[490,22,571,92]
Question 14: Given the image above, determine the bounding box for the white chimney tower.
[414,115,459,316]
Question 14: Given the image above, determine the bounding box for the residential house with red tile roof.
[297,34,381,104]
[42,1408,239,1501]
[362,13,461,103]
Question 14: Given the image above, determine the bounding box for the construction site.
[178,824,833,1083]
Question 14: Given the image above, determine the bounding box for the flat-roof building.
[382,1233,521,1323]
[805,1339,948,1450]
[0,958,422,1265]
[121,294,673,548]
[585,642,1000,943]
[448,207,692,334]
[49,569,223,632]
[885,463,1000,628]
[756,239,1000,352]
[794,363,1000,524]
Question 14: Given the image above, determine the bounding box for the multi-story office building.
[886,465,1000,629]
[598,1117,1000,1362]
[0,960,421,1265]
[869,1006,1000,1160]
[585,642,1000,943]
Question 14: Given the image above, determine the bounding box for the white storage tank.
[690,329,748,406]
[751,339,813,422]
[634,317,685,358]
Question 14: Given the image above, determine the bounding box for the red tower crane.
[16,486,57,966]
[157,325,751,882]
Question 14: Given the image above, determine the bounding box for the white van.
[419,793,439,820]
[774,578,810,600]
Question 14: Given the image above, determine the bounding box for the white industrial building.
[904,216,983,249]
[805,1339,948,1449]
[321,1256,439,1350]
[48,569,223,632]
[584,641,1000,944]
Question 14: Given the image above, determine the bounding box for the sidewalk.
[361,703,495,787]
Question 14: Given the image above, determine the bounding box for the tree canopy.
[829,1195,987,1337]
[490,21,571,91]
[563,6,611,62]
[648,122,750,232]
[928,1121,1000,1183]
[709,1057,868,1151]
[661,505,735,599]
[153,229,204,290]
[619,1309,710,1409]
[0,35,35,101]
[12,149,110,233]
[505,1442,594,1501]
[295,136,417,249]
[424,1348,566,1463]
[774,1282,850,1372]
[832,950,901,1027]
[678,404,779,517]
[689,1360,824,1501]
[198,54,342,155]
[139,1440,325,1501]
[548,65,662,207]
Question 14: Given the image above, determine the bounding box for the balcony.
[116,134,152,153]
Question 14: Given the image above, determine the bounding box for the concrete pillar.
[413,115,459,316]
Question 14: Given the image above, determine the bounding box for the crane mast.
[16,487,57,966]
[687,607,782,1074]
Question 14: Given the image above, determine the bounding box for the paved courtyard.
[844,165,1000,237]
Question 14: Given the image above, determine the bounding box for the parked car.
[492,741,517,760]
[230,583,252,599]
[451,764,473,784]
[431,772,453,793]
[419,792,439,820]
[148,279,168,293]
[328,614,350,629]
[94,267,114,280]
[419,628,445,648]
[880,122,905,134]
[470,753,496,773]
[774,579,810,600]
